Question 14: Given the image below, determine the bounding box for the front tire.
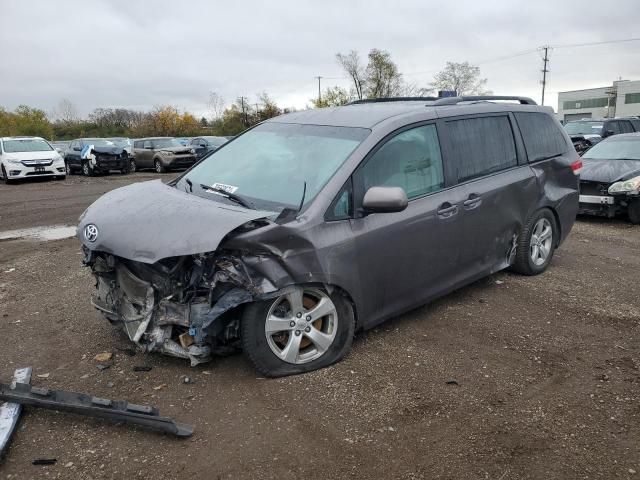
[128,159,136,173]
[511,209,557,275]
[241,287,355,377]
[154,159,166,173]
[65,161,73,175]
[1,165,14,184]
[628,199,640,225]
[82,161,94,177]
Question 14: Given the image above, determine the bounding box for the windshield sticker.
[211,182,238,194]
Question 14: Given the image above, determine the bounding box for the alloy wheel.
[530,218,553,266]
[264,288,338,365]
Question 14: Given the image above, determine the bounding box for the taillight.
[571,158,583,175]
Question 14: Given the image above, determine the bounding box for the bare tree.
[336,50,365,100]
[207,92,225,121]
[430,62,490,96]
[53,98,79,124]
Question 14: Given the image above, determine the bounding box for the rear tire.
[628,199,640,225]
[511,209,557,276]
[154,159,166,173]
[241,287,355,377]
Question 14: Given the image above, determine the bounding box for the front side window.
[143,140,152,149]
[446,116,517,182]
[515,112,568,162]
[152,138,182,148]
[619,121,634,134]
[359,124,445,200]
[3,138,53,153]
[175,123,369,211]
[608,122,621,135]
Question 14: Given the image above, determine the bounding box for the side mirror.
[73,146,81,151]
[362,186,408,213]
[603,130,615,138]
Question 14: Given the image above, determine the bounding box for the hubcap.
[83,164,89,175]
[530,218,553,266]
[265,288,338,365]
[130,160,136,172]
[66,163,71,174]
[155,162,161,172]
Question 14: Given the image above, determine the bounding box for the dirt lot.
[0,173,638,480]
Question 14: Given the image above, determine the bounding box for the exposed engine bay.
[83,244,290,366]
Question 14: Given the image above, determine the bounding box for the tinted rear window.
[515,112,568,162]
[446,116,517,182]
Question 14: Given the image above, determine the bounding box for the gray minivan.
[78,96,581,376]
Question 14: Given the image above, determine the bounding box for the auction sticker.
[211,183,238,194]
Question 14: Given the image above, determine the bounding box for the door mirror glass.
[362,186,408,213]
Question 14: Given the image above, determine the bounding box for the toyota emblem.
[84,224,99,243]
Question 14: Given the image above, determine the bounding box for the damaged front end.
[84,246,278,366]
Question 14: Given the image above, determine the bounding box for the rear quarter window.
[514,112,568,162]
[445,116,517,182]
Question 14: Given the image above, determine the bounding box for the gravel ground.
[0,174,638,479]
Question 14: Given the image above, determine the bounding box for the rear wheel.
[511,209,557,275]
[154,159,166,173]
[241,287,355,377]
[628,199,640,225]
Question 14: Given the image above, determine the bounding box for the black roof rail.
[432,95,537,106]
[348,96,438,105]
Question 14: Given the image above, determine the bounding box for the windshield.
[564,121,603,135]
[107,138,131,147]
[84,139,116,147]
[203,137,227,147]
[177,123,369,210]
[582,138,640,160]
[3,138,53,153]
[153,138,183,148]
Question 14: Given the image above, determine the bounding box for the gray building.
[557,79,640,122]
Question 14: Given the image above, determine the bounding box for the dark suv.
[64,138,130,176]
[132,137,197,173]
[78,96,580,376]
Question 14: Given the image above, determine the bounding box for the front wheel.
[82,161,94,177]
[128,159,136,173]
[65,162,73,175]
[511,209,557,275]
[1,165,14,184]
[628,199,640,225]
[241,287,355,377]
[154,159,166,173]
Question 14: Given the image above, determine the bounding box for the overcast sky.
[1,0,639,119]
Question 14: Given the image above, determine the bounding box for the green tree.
[11,105,53,138]
[311,86,352,108]
[364,49,403,98]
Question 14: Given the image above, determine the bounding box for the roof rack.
[432,95,537,106]
[349,96,438,105]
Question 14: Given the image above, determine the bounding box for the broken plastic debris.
[3,268,15,273]
[36,373,50,379]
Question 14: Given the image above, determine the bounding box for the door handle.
[437,202,458,218]
[463,194,482,210]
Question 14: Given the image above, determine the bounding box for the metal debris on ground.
[0,367,32,460]
[133,366,153,372]
[32,458,57,465]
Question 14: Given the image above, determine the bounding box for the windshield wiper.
[199,184,254,209]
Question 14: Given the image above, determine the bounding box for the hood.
[91,146,126,156]
[580,158,640,183]
[77,180,274,263]
[2,150,61,161]
[161,146,194,154]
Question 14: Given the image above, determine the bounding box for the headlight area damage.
[83,242,289,366]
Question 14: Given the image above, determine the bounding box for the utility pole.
[540,46,550,106]
[239,96,247,127]
[315,76,322,104]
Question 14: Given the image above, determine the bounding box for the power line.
[553,37,640,49]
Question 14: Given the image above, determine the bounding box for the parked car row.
[0,135,231,182]
[564,117,640,154]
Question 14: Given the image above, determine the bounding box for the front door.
[350,122,466,326]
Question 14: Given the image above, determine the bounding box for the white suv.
[0,136,66,184]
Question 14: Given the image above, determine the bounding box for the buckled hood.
[90,146,126,156]
[77,180,274,263]
[580,158,640,183]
